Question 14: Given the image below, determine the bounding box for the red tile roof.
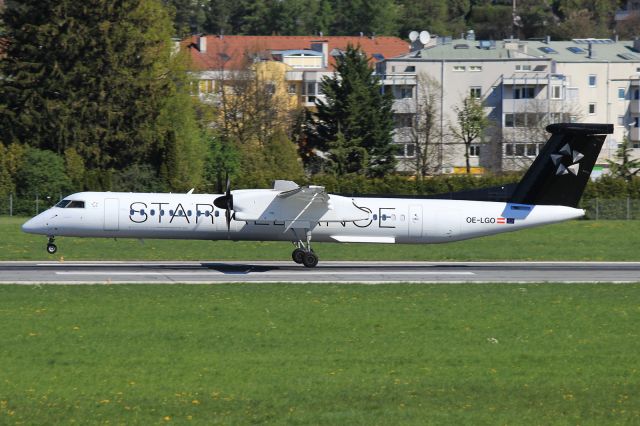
[183,35,409,71]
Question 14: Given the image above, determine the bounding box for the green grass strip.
[3,217,640,261]
[0,284,639,424]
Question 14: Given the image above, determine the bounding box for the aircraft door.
[408,205,423,239]
[104,198,120,231]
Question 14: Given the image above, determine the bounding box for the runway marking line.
[55,271,476,276]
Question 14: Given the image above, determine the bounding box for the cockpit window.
[55,200,85,208]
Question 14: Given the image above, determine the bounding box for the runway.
[0,261,639,284]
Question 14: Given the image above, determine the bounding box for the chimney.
[198,35,207,53]
[588,42,594,58]
[311,40,329,68]
[545,35,551,44]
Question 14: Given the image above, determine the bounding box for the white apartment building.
[381,35,640,175]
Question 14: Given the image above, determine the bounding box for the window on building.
[505,113,514,127]
[470,86,482,99]
[394,113,414,128]
[515,87,535,99]
[303,82,317,103]
[288,83,297,95]
[405,144,416,157]
[405,66,415,72]
[551,85,562,99]
[588,103,596,114]
[635,89,640,100]
[588,75,597,87]
[469,65,482,72]
[304,82,316,95]
[515,65,532,71]
[469,144,480,157]
[504,143,543,157]
[619,88,626,99]
[453,65,466,72]
[397,85,413,99]
[618,115,625,126]
[265,83,276,96]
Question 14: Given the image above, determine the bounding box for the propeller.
[213,175,234,233]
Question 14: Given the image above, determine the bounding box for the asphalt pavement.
[0,261,639,284]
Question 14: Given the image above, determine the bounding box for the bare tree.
[502,98,583,171]
[449,96,489,174]
[396,73,442,179]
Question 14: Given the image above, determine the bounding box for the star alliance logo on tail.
[551,143,584,176]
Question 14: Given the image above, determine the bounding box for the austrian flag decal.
[497,217,515,224]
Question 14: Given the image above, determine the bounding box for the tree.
[397,73,442,179]
[0,0,204,191]
[330,0,400,36]
[450,96,488,174]
[311,45,396,177]
[607,135,640,182]
[203,133,240,193]
[15,147,70,198]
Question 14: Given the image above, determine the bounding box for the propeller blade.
[214,174,233,238]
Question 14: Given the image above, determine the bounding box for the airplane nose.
[21,217,40,234]
[22,215,49,234]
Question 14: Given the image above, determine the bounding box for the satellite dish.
[409,31,419,42]
[419,31,431,45]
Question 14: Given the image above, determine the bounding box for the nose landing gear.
[46,236,57,254]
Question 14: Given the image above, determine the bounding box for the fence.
[0,194,63,217]
[2,194,640,220]
[581,198,640,220]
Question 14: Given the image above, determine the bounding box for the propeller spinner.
[213,176,234,232]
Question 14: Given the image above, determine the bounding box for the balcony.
[502,73,565,86]
[392,98,416,113]
[630,100,640,114]
[502,98,562,113]
[630,127,640,141]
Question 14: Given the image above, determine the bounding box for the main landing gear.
[291,229,318,268]
[46,236,57,254]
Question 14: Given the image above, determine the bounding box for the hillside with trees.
[163,0,634,40]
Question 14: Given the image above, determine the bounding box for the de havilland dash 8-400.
[22,123,612,267]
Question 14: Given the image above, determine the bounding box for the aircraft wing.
[231,181,368,224]
[277,184,328,203]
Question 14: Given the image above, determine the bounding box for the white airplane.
[22,123,612,267]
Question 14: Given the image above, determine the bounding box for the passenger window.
[140,209,145,215]
[150,209,155,216]
[187,210,192,216]
[160,210,165,216]
[197,210,201,217]
[169,210,174,216]
[215,211,220,217]
[130,209,135,215]
[373,214,378,220]
[205,211,210,217]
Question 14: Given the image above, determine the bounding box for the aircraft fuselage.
[22,191,584,245]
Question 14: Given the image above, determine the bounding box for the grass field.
[2,216,640,261]
[0,284,639,424]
